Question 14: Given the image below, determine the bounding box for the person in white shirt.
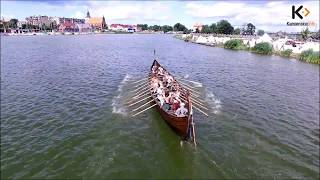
[156,86,163,96]
[157,67,164,76]
[152,66,158,74]
[157,94,165,107]
[175,103,188,117]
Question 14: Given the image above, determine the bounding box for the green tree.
[161,25,173,33]
[216,20,234,34]
[234,28,241,35]
[183,28,191,34]
[173,23,187,32]
[201,25,211,33]
[209,23,217,33]
[148,25,161,31]
[245,23,255,35]
[137,24,148,31]
[257,29,265,36]
[8,19,18,28]
[301,28,310,41]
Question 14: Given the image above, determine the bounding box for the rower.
[152,65,158,74]
[157,94,165,108]
[175,103,188,117]
[156,86,163,96]
[172,99,180,111]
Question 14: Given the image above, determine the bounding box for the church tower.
[86,10,91,18]
[85,10,91,24]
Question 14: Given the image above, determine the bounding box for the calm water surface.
[1,34,319,179]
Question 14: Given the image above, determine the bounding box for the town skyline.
[1,0,319,33]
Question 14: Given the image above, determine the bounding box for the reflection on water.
[1,35,319,179]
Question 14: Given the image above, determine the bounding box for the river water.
[1,34,319,179]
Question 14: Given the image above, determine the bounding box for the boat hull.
[154,104,189,138]
[149,60,191,139]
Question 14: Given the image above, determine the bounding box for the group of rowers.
[150,65,189,117]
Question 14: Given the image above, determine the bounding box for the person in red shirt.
[172,99,180,111]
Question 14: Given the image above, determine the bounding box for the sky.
[1,0,319,32]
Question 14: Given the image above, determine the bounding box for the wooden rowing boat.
[149,60,193,140]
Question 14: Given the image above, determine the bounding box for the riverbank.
[174,34,320,64]
[0,30,169,37]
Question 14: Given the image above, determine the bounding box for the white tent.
[196,36,208,44]
[257,33,273,43]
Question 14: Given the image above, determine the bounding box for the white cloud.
[185,1,319,32]
[1,14,14,19]
[84,1,172,24]
[73,11,85,19]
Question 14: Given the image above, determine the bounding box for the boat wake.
[204,90,221,114]
[179,75,221,115]
[111,74,133,115]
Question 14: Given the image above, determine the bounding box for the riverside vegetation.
[222,39,319,64]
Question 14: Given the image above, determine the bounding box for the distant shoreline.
[174,34,320,64]
[0,31,176,37]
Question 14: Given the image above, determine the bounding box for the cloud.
[1,14,14,21]
[185,1,319,31]
[87,1,172,24]
[1,1,318,32]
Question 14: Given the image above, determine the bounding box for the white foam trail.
[112,95,127,115]
[112,74,133,115]
[191,81,203,88]
[205,90,222,115]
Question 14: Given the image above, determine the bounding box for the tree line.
[137,23,191,33]
[0,18,58,31]
[199,21,262,35]
[137,21,264,35]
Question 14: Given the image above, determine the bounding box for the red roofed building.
[109,24,138,32]
[58,22,78,32]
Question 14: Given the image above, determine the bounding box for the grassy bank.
[223,39,320,64]
[176,35,320,64]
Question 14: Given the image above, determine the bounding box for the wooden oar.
[191,97,206,106]
[131,99,155,112]
[191,119,196,147]
[179,81,199,90]
[180,83,201,94]
[193,105,209,116]
[132,104,157,117]
[190,99,208,110]
[132,86,149,96]
[176,76,202,86]
[170,73,202,84]
[180,85,201,95]
[180,96,208,111]
[179,91,205,105]
[126,89,151,104]
[132,87,150,97]
[191,95,205,102]
[175,84,201,97]
[188,96,196,147]
[133,82,148,91]
[133,83,148,92]
[131,77,148,84]
[127,95,152,107]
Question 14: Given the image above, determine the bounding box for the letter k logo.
[292,5,303,19]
